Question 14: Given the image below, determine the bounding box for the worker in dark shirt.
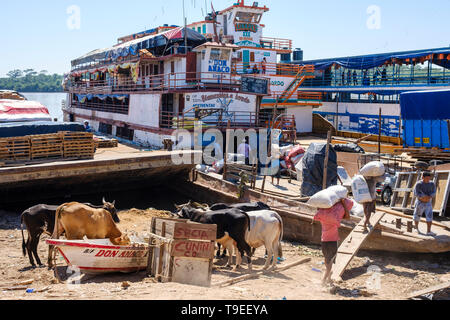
[413,172,437,235]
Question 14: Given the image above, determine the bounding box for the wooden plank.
[407,281,450,299]
[214,258,312,288]
[331,211,386,281]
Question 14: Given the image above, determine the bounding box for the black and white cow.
[210,203,284,266]
[177,206,254,270]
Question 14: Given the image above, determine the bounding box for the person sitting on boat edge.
[84,121,92,133]
[413,171,436,236]
[314,198,353,287]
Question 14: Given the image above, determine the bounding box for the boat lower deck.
[0,143,200,205]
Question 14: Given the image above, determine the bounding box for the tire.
[381,187,393,206]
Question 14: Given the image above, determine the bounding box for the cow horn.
[112,200,116,207]
[103,197,106,204]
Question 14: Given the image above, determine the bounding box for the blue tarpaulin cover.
[72,27,206,67]
[295,47,450,70]
[400,89,450,120]
[0,121,86,138]
[401,90,450,148]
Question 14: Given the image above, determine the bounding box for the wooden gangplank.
[331,211,386,281]
[407,281,450,299]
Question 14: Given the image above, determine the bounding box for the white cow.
[235,210,284,271]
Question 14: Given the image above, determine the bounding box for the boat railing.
[259,37,293,52]
[70,100,130,115]
[67,72,259,94]
[159,109,275,130]
[265,90,323,103]
[233,62,301,76]
[300,68,450,88]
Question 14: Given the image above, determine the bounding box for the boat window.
[220,49,231,61]
[235,12,253,23]
[235,12,261,23]
[210,49,221,61]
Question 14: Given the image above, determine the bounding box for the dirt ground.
[1,208,449,301]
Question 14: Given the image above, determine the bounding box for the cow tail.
[52,204,66,239]
[21,214,26,257]
[244,212,251,232]
[276,214,284,244]
[275,213,284,258]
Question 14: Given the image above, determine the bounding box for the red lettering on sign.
[95,250,105,257]
[175,227,211,240]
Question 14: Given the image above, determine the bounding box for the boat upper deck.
[291,47,450,92]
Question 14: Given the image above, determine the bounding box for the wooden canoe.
[175,171,450,254]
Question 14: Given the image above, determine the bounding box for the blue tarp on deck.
[294,47,450,70]
[0,121,86,138]
[400,89,450,120]
[400,90,450,148]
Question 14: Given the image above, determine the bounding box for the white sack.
[351,175,373,203]
[360,161,385,177]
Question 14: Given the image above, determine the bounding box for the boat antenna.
[183,0,188,53]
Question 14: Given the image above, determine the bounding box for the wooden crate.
[147,217,216,287]
[30,133,63,160]
[61,131,95,159]
[0,137,31,162]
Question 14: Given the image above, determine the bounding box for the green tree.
[7,70,23,79]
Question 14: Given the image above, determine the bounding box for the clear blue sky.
[1,0,449,77]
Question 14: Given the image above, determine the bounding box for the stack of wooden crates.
[62,132,95,159]
[0,132,95,166]
[147,217,217,287]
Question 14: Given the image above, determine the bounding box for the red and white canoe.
[46,239,149,274]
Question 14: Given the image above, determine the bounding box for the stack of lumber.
[94,138,118,149]
[395,148,450,161]
[30,133,63,160]
[62,132,95,159]
[0,137,31,162]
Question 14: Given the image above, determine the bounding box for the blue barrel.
[280,53,291,62]
[293,49,303,61]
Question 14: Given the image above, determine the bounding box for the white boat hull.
[47,239,149,274]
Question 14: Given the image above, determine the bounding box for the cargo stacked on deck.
[30,134,64,160]
[62,132,95,159]
[0,131,95,166]
[0,137,31,162]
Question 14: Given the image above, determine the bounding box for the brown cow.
[48,202,130,267]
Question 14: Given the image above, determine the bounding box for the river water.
[21,92,67,122]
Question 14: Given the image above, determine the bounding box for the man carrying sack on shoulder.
[413,171,436,236]
[314,198,353,287]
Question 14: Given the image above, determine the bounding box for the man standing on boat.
[413,171,436,235]
[261,57,267,75]
[238,137,252,165]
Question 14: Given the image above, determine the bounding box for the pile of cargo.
[0,132,95,166]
